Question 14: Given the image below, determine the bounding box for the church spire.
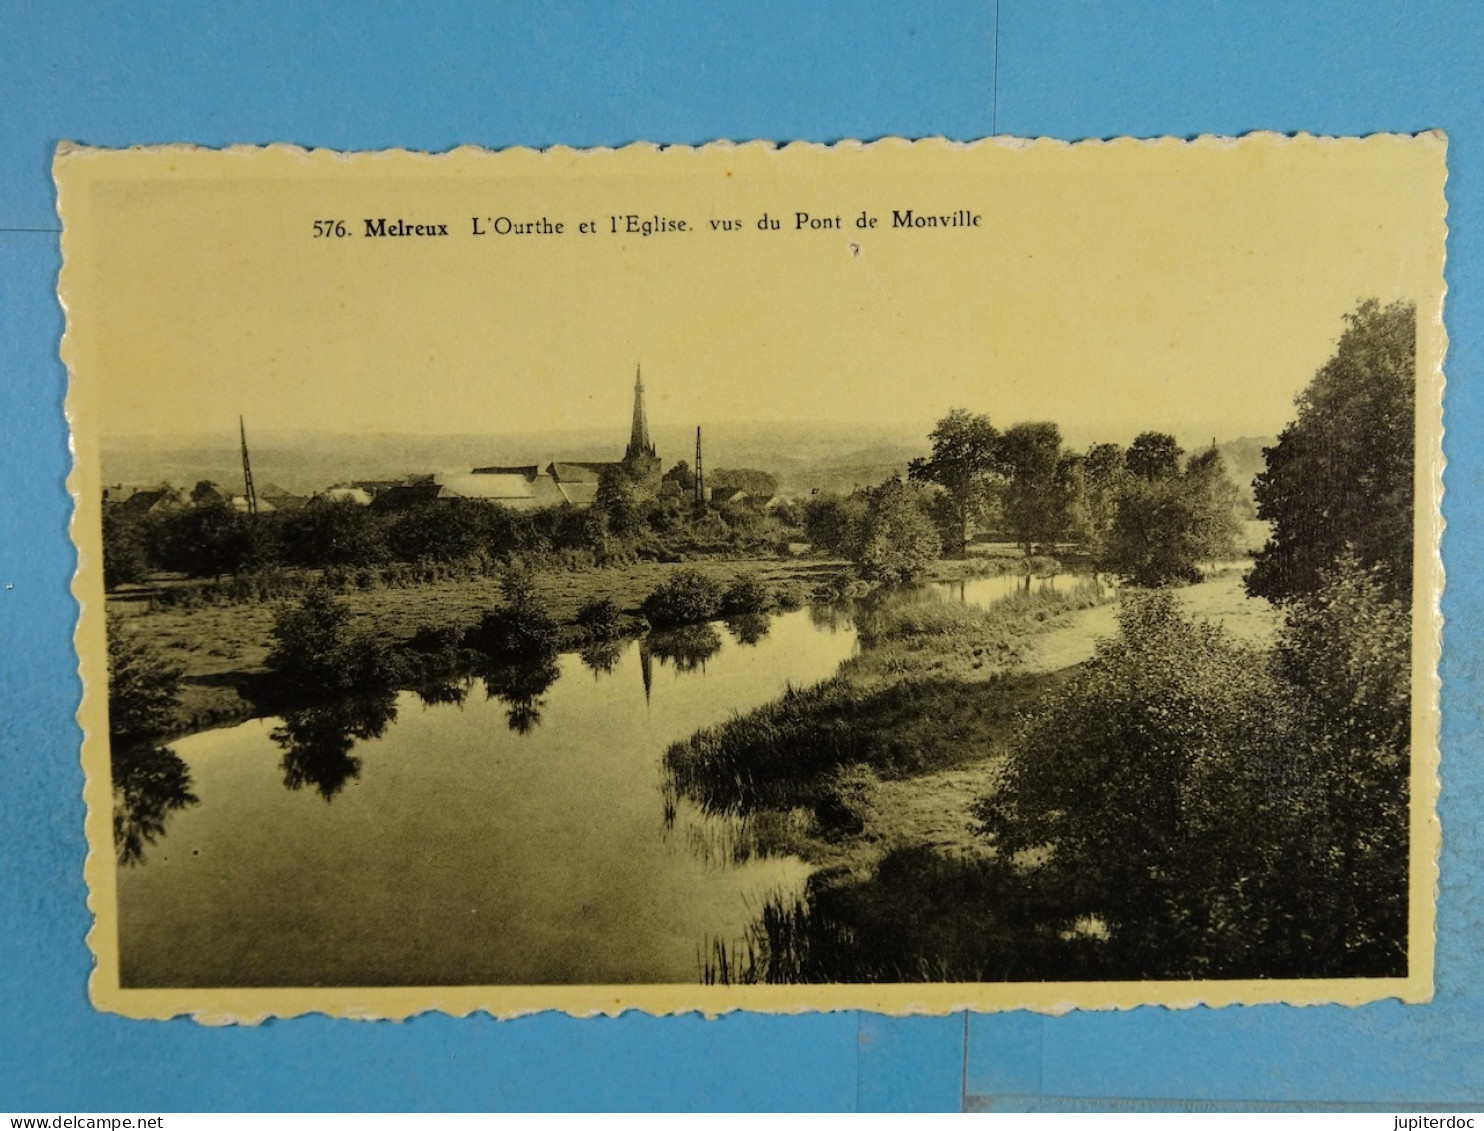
[626,364,654,459]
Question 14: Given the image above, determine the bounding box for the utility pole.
[239,415,259,517]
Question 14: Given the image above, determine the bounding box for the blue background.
[1,1,1479,1112]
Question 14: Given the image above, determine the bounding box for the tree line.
[102,472,799,590]
[802,417,1244,587]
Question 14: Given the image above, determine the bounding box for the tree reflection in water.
[480,653,562,734]
[414,677,471,708]
[808,599,859,634]
[112,742,198,866]
[724,613,771,646]
[272,691,398,800]
[647,623,723,673]
[578,639,625,678]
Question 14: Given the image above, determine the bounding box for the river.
[116,606,859,987]
[115,570,1088,988]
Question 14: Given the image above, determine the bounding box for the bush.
[642,568,724,626]
[976,579,1409,979]
[467,575,561,658]
[575,597,622,641]
[855,480,941,585]
[264,584,403,696]
[107,615,184,742]
[721,571,776,616]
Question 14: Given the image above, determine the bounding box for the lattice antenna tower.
[694,425,704,512]
[239,415,259,517]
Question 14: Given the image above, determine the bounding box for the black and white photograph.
[59,136,1444,1018]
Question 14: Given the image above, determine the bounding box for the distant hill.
[101,424,1276,503]
[100,421,931,499]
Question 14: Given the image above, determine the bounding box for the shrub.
[264,584,403,695]
[642,568,724,626]
[855,480,942,585]
[467,578,561,658]
[576,596,622,641]
[107,615,184,742]
[721,571,776,616]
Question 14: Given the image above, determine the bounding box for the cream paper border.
[58,134,1445,1022]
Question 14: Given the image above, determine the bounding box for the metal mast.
[239,415,259,516]
[694,425,704,512]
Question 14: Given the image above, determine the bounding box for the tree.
[102,507,152,588]
[855,479,942,584]
[1183,446,1243,563]
[1099,448,1243,587]
[107,615,184,742]
[1078,442,1128,557]
[802,492,869,559]
[157,498,259,578]
[1269,552,1410,970]
[908,409,1000,556]
[1248,299,1416,603]
[595,465,644,537]
[265,584,400,694]
[975,593,1296,974]
[280,498,388,568]
[1125,432,1183,482]
[997,421,1072,555]
[661,460,696,492]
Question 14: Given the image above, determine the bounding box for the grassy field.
[107,557,865,733]
[676,570,1278,887]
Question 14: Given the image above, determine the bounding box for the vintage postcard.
[57,135,1445,1021]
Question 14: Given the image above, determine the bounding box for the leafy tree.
[997,421,1072,555]
[1099,448,1242,587]
[710,468,780,498]
[907,409,1000,556]
[102,507,152,588]
[468,566,561,658]
[1268,552,1410,969]
[1249,299,1416,603]
[1125,432,1184,481]
[1078,442,1128,557]
[386,500,495,563]
[265,584,400,694]
[280,498,388,568]
[662,460,696,492]
[721,571,777,615]
[975,593,1299,975]
[1183,447,1243,563]
[107,616,184,742]
[595,465,645,537]
[802,492,870,559]
[575,596,622,641]
[856,479,942,584]
[157,499,259,578]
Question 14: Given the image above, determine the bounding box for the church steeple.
[626,364,655,460]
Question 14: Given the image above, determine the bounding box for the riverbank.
[672,568,1280,980]
[108,557,861,736]
[107,549,1050,738]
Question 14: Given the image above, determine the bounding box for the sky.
[60,135,1447,446]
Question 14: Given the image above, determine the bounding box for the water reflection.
[808,600,859,633]
[273,692,398,800]
[724,613,772,646]
[118,603,853,987]
[113,742,199,866]
[646,624,723,673]
[579,639,626,678]
[414,677,471,708]
[480,654,562,734]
